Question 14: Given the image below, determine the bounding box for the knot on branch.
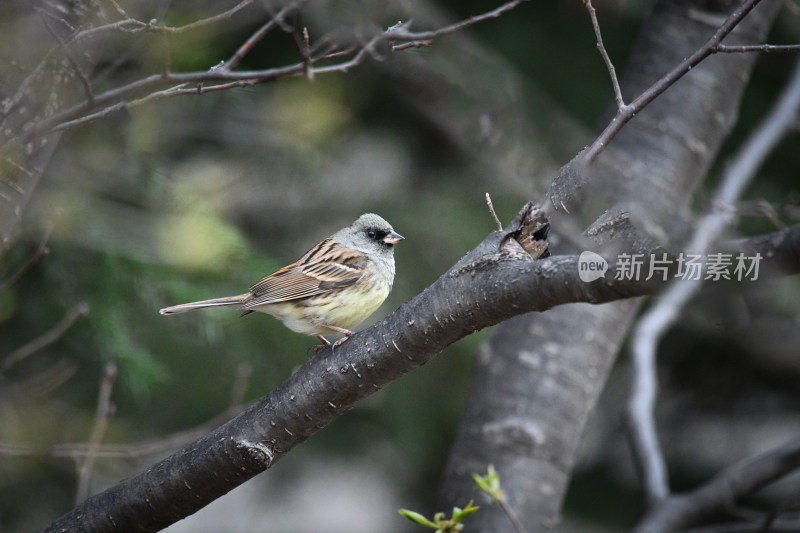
[449,202,550,277]
[500,202,550,260]
[238,440,275,469]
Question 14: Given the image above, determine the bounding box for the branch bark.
[437,1,780,531]
[38,207,800,531]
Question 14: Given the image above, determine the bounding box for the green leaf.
[399,509,439,528]
[472,464,504,502]
[452,500,479,522]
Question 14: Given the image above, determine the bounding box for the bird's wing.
[244,238,367,306]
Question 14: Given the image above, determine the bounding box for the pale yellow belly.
[252,280,391,336]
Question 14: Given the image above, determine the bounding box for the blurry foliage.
[0,1,799,532]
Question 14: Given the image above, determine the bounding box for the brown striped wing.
[243,238,367,307]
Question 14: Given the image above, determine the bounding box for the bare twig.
[715,43,800,53]
[11,0,530,142]
[225,0,307,70]
[486,193,503,231]
[1,0,256,124]
[583,0,624,109]
[627,55,800,506]
[0,367,251,461]
[738,198,788,229]
[75,363,117,504]
[498,499,527,533]
[107,0,129,19]
[0,405,244,461]
[386,0,530,44]
[0,224,54,293]
[6,0,527,143]
[586,0,764,161]
[2,302,90,371]
[0,358,77,401]
[146,0,254,35]
[392,39,434,52]
[301,27,314,81]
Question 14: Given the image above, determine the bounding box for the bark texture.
[436,1,780,531]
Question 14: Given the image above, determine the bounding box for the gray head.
[334,213,404,256]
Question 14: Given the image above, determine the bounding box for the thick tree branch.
[39,207,800,532]
[438,1,781,531]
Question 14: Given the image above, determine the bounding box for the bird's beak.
[383,231,404,245]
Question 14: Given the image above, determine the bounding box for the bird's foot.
[322,326,355,355]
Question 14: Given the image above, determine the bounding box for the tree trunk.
[436,1,780,531]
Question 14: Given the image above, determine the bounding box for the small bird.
[160,213,403,346]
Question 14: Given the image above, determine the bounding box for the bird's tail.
[159,294,249,315]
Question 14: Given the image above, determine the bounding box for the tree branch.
[11,0,531,144]
[633,437,800,533]
[39,206,800,532]
[439,2,781,531]
[75,363,117,505]
[627,53,800,506]
[1,302,89,372]
[584,0,765,162]
[583,0,625,109]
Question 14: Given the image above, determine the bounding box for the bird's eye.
[367,229,385,241]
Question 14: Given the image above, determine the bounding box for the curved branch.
[628,53,800,505]
[585,0,764,162]
[39,207,800,532]
[633,437,800,533]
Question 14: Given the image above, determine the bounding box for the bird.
[159,213,403,346]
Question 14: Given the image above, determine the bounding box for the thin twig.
[0,358,77,400]
[586,0,764,161]
[0,224,54,293]
[152,0,254,34]
[75,363,118,504]
[225,0,308,70]
[0,402,246,461]
[583,0,625,109]
[2,302,90,371]
[107,0,129,19]
[11,0,531,143]
[0,0,257,125]
[498,499,528,533]
[627,54,800,506]
[391,40,434,52]
[715,43,800,53]
[1,367,251,461]
[302,27,314,81]
[486,193,503,231]
[386,0,530,43]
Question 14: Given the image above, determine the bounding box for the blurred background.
[1,1,799,531]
